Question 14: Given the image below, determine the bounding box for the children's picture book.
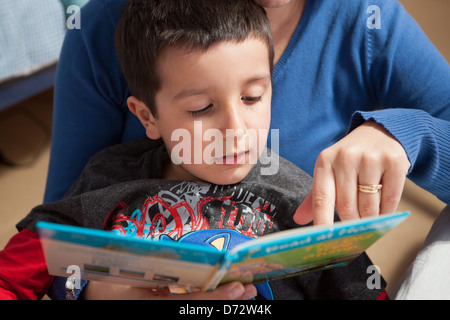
[37,211,409,292]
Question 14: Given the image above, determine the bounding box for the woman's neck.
[264,0,307,64]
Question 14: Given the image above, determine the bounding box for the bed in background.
[0,0,88,111]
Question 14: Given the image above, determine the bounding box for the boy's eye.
[242,96,262,104]
[190,104,213,117]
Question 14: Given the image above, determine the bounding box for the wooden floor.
[0,89,52,250]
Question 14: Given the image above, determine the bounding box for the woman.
[46,0,450,299]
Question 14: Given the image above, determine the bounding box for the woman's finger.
[357,154,383,218]
[379,155,408,215]
[312,150,336,225]
[293,191,314,225]
[333,149,359,221]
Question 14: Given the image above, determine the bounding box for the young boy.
[0,0,384,300]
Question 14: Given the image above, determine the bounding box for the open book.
[37,211,409,292]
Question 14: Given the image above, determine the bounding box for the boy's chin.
[203,167,253,186]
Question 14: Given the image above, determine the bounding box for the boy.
[0,0,384,300]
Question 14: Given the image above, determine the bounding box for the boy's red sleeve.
[0,229,54,300]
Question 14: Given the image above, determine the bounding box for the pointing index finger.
[312,159,336,226]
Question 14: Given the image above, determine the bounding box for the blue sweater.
[47,0,450,204]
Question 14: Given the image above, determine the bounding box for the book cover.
[37,211,409,292]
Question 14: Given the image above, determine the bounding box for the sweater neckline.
[272,0,314,80]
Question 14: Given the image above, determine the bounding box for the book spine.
[201,258,232,291]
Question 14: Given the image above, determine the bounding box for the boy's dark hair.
[115,0,274,116]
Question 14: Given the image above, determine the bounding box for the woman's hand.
[294,120,410,225]
[82,280,257,300]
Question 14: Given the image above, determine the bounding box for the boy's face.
[129,38,272,185]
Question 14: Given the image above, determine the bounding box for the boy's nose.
[221,105,248,153]
[221,104,246,133]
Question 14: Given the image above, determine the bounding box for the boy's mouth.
[219,150,249,165]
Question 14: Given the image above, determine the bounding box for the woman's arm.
[296,0,450,224]
[44,0,144,204]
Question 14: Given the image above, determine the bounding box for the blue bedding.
[0,0,66,82]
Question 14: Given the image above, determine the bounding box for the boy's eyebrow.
[173,89,208,101]
[172,74,271,101]
[243,74,271,86]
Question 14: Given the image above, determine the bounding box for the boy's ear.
[127,96,161,140]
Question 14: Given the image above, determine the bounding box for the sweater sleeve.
[0,229,54,300]
[349,0,450,204]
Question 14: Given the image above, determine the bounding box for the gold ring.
[358,184,382,193]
